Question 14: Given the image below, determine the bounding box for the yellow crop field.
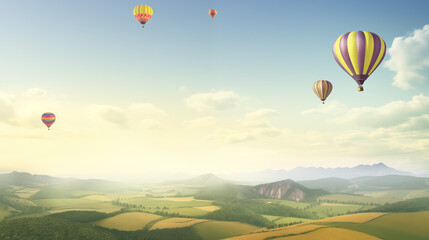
[320,203,355,207]
[195,221,262,240]
[314,212,387,223]
[81,195,111,201]
[225,224,325,240]
[13,188,40,199]
[194,206,220,212]
[48,208,119,214]
[274,227,381,240]
[151,197,211,202]
[95,212,162,231]
[150,218,208,230]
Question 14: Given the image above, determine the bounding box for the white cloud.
[183,117,217,128]
[128,103,165,116]
[385,25,429,89]
[0,92,15,124]
[89,102,165,129]
[302,101,346,115]
[89,105,128,127]
[23,88,48,97]
[209,108,282,144]
[185,91,243,111]
[179,86,187,92]
[334,94,429,128]
[244,108,279,119]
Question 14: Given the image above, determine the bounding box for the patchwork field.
[273,227,381,240]
[357,189,429,200]
[329,211,429,240]
[120,197,217,216]
[314,212,387,223]
[150,217,208,230]
[95,212,162,231]
[0,203,10,221]
[194,220,262,240]
[260,199,310,209]
[13,188,40,199]
[318,194,397,205]
[228,212,429,240]
[307,204,372,218]
[226,224,326,240]
[33,198,120,213]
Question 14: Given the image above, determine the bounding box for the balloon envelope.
[41,112,56,129]
[332,31,386,91]
[313,80,333,104]
[134,5,153,27]
[209,9,217,19]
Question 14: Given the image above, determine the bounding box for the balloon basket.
[358,86,364,92]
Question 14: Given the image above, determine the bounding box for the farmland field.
[120,197,216,216]
[0,203,10,221]
[314,212,387,223]
[307,204,371,218]
[356,189,429,200]
[226,224,326,240]
[260,199,310,209]
[150,217,208,229]
[95,212,162,231]
[33,198,120,213]
[194,220,262,240]
[328,211,429,240]
[318,194,397,205]
[263,215,313,225]
[273,227,381,240]
[13,188,40,199]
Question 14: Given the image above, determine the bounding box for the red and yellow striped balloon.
[313,80,333,104]
[41,112,56,130]
[209,9,217,19]
[332,31,386,92]
[133,5,153,28]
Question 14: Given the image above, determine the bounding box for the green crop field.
[0,203,10,221]
[33,198,120,212]
[263,215,313,225]
[307,204,371,218]
[318,194,397,205]
[260,199,310,209]
[95,212,162,231]
[193,220,261,240]
[274,217,314,225]
[119,197,216,216]
[327,211,429,240]
[357,189,429,200]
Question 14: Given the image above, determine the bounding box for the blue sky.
[0,0,428,180]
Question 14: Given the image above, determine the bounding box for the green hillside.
[365,196,429,212]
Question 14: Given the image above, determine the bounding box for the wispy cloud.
[385,25,429,89]
[185,91,243,111]
[333,94,429,128]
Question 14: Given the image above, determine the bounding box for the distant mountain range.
[219,163,414,184]
[299,175,429,193]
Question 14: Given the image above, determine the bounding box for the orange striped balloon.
[313,80,333,104]
[209,9,217,19]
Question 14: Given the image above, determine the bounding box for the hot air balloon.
[209,9,217,19]
[41,112,55,130]
[332,31,386,92]
[313,80,333,104]
[133,5,153,28]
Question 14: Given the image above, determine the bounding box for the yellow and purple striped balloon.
[41,112,56,130]
[332,31,386,92]
[313,80,333,104]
